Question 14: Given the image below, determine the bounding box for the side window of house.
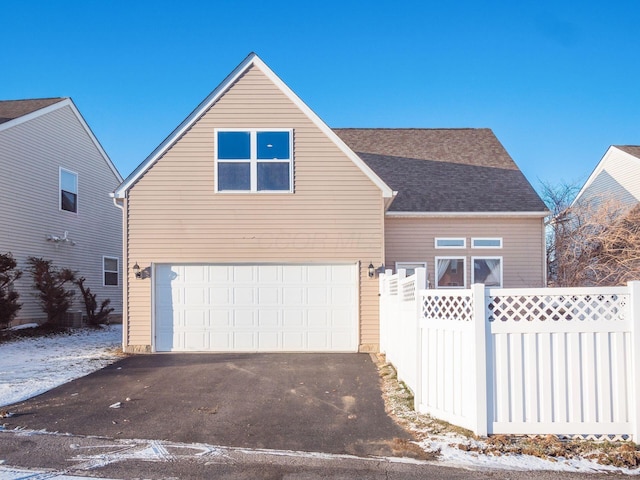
[60,168,78,213]
[216,129,293,192]
[472,257,502,287]
[395,262,427,276]
[435,257,466,288]
[103,257,119,286]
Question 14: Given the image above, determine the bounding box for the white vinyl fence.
[379,268,640,440]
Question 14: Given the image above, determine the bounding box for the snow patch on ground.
[0,325,122,407]
[1,327,639,474]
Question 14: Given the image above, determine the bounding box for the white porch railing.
[379,268,640,440]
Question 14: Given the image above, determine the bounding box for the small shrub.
[0,253,22,328]
[27,257,76,327]
[75,276,114,327]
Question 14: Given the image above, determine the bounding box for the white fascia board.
[571,146,640,207]
[113,55,256,198]
[250,56,393,198]
[66,99,123,183]
[0,98,67,133]
[386,211,549,218]
[571,145,615,207]
[113,53,394,199]
[0,98,123,183]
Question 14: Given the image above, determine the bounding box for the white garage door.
[154,264,358,352]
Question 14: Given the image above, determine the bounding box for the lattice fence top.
[422,293,474,322]
[401,278,416,302]
[487,293,629,323]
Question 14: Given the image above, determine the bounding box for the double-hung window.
[60,168,78,213]
[216,129,293,192]
[103,256,119,286]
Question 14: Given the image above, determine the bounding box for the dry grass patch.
[373,353,640,470]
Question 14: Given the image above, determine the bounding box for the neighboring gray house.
[573,145,640,208]
[0,98,123,325]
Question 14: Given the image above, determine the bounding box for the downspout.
[111,194,127,351]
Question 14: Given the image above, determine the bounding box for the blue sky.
[2,1,638,192]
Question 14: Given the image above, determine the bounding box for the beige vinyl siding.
[0,105,123,323]
[385,216,545,288]
[125,65,384,352]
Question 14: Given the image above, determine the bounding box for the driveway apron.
[3,353,412,457]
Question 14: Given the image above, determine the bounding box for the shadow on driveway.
[4,353,413,457]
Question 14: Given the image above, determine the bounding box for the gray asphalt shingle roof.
[616,145,640,159]
[0,98,65,125]
[334,128,548,213]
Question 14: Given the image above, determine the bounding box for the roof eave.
[386,210,549,218]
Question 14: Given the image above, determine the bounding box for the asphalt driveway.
[3,353,413,457]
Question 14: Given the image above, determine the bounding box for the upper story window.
[435,237,466,249]
[60,168,78,213]
[472,238,503,248]
[103,256,119,286]
[215,129,293,192]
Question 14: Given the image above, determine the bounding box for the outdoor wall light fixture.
[133,262,141,279]
[368,262,375,278]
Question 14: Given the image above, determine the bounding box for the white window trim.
[434,237,466,249]
[214,128,294,193]
[471,237,503,249]
[395,261,427,272]
[103,256,119,287]
[59,167,78,214]
[435,256,467,288]
[471,256,503,288]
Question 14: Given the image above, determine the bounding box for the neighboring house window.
[472,257,503,287]
[435,257,466,288]
[216,129,293,192]
[103,256,119,286]
[472,238,503,248]
[435,238,466,248]
[60,168,78,213]
[395,262,427,276]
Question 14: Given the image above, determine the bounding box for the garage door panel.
[233,310,255,327]
[210,287,230,304]
[233,266,254,282]
[234,332,255,349]
[234,287,254,304]
[258,332,279,349]
[258,287,280,305]
[283,310,304,327]
[211,311,231,327]
[184,287,207,304]
[258,265,280,283]
[155,264,357,352]
[259,310,279,327]
[283,288,304,305]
